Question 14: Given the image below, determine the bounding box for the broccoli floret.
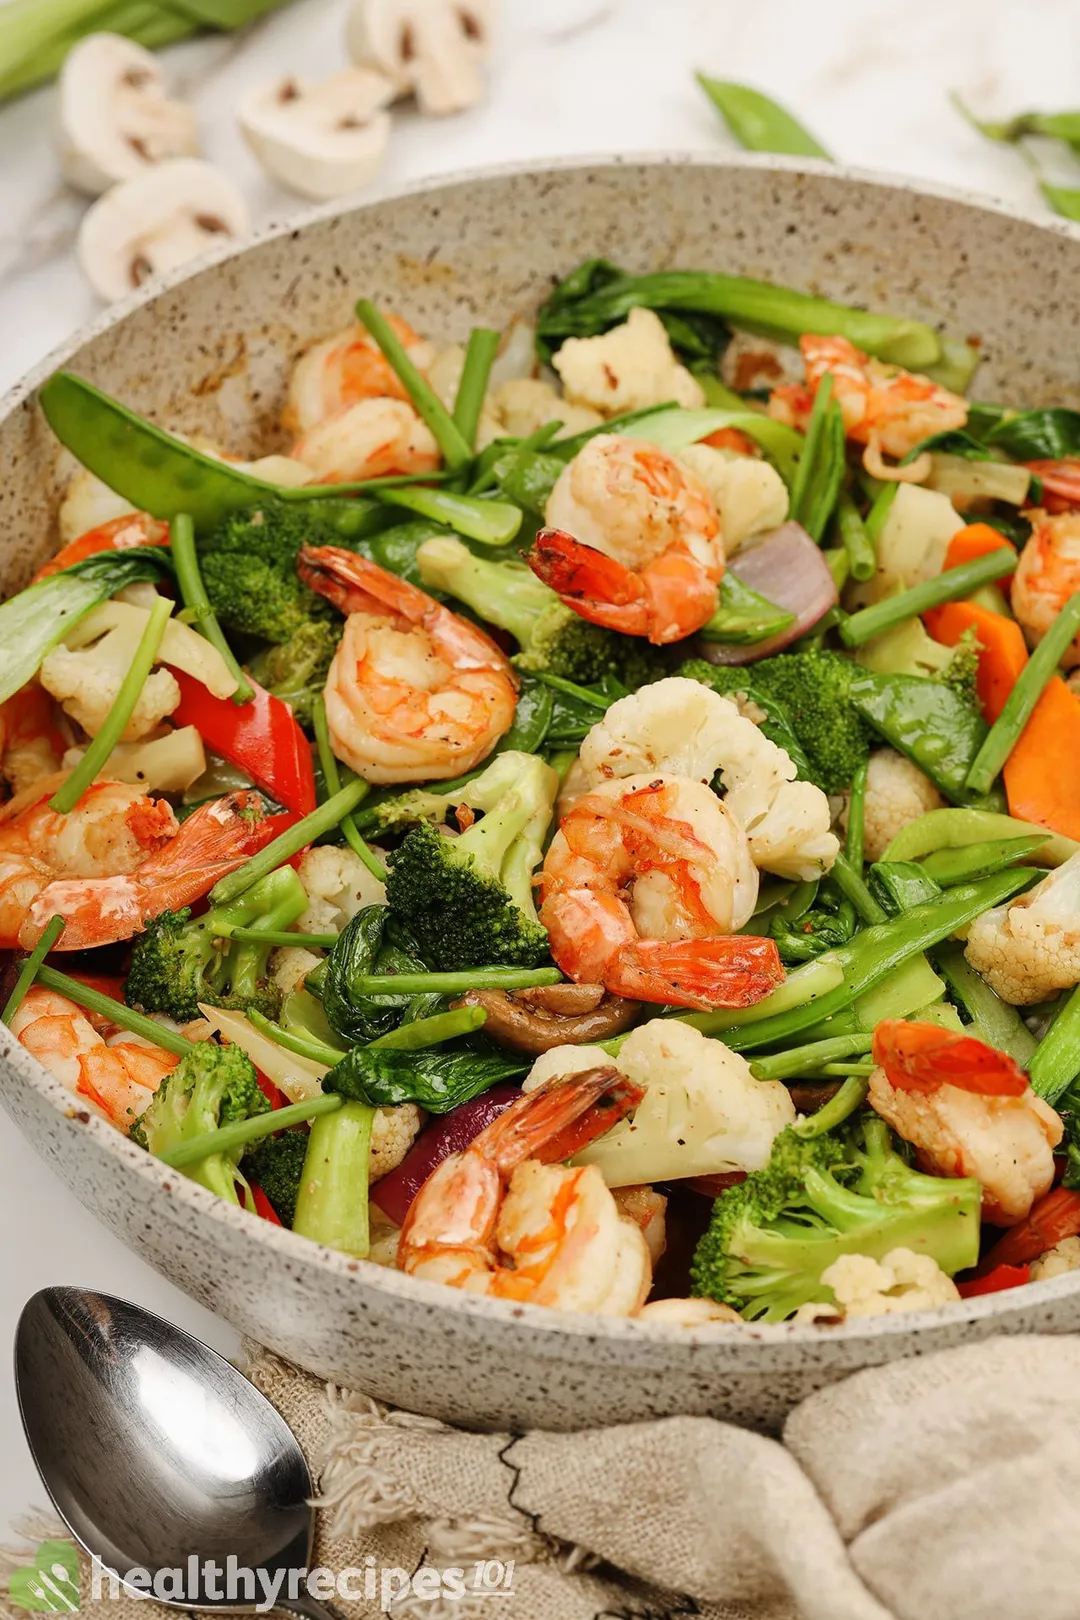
[129,1040,270,1205]
[691,1116,981,1321]
[416,534,669,689]
[125,865,308,1023]
[854,617,982,710]
[243,1130,309,1225]
[384,751,558,968]
[940,627,981,707]
[199,504,337,645]
[246,618,341,725]
[684,648,871,795]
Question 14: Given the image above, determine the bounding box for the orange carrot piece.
[942,522,1017,577]
[923,599,1029,722]
[1003,676,1080,840]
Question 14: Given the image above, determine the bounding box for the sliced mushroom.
[77,159,250,303]
[57,33,198,197]
[453,986,640,1055]
[239,68,394,201]
[346,0,499,116]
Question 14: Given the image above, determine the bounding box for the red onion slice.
[696,522,838,664]
[370,1083,521,1228]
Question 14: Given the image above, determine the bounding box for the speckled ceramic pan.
[4,155,1080,1433]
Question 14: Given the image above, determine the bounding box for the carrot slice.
[923,599,1029,722]
[942,522,1017,576]
[1002,676,1080,840]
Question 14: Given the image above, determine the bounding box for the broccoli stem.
[417,535,555,645]
[375,485,522,547]
[349,966,561,996]
[839,550,1017,648]
[209,780,370,906]
[965,590,1080,794]
[453,328,500,449]
[159,1093,343,1168]
[311,697,386,883]
[1,915,65,1025]
[793,1075,870,1136]
[750,1032,872,1081]
[829,852,887,925]
[36,965,193,1057]
[292,1099,375,1257]
[356,299,472,470]
[227,929,339,948]
[49,594,173,815]
[169,512,254,704]
[1029,983,1080,1104]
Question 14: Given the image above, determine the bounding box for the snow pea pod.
[867,860,941,916]
[696,75,832,160]
[920,834,1047,886]
[850,672,988,802]
[882,807,1078,867]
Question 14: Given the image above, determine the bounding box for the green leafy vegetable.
[697,75,831,158]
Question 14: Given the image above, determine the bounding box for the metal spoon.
[15,1286,341,1619]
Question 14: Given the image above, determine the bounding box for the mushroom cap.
[346,0,499,114]
[239,68,394,201]
[57,32,199,197]
[76,158,250,303]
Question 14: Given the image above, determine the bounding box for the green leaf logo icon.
[8,1541,79,1612]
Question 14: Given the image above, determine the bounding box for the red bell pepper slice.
[33,514,170,583]
[255,1070,288,1110]
[172,669,316,816]
[957,1263,1030,1299]
[249,1184,283,1225]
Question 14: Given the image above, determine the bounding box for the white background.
[2,0,1080,1531]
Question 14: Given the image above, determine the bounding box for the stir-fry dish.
[6,262,1080,1327]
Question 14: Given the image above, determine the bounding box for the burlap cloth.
[7,1332,1080,1620]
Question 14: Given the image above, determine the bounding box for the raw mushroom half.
[240,68,394,200]
[346,0,499,116]
[77,158,250,302]
[57,32,198,197]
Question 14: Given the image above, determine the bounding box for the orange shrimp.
[399,1066,654,1314]
[297,545,518,782]
[540,773,782,1009]
[283,315,435,437]
[1023,460,1080,513]
[528,434,724,644]
[869,1021,1062,1225]
[769,334,968,473]
[0,685,67,794]
[11,985,177,1133]
[0,779,272,950]
[1012,508,1080,667]
[32,513,170,583]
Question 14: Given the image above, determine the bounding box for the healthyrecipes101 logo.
[8,1541,517,1612]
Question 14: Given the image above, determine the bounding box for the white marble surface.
[2,0,1080,1533]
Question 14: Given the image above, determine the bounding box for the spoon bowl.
[15,1287,327,1615]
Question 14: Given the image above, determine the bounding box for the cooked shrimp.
[612,1184,667,1266]
[398,1066,653,1315]
[528,434,724,643]
[283,316,435,437]
[1023,460,1080,513]
[1012,509,1080,668]
[578,677,839,881]
[0,685,66,795]
[0,779,271,950]
[868,1021,1062,1225]
[540,772,783,1009]
[290,397,440,484]
[11,985,177,1132]
[298,545,517,782]
[769,335,968,474]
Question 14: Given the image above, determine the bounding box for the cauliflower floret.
[268,947,324,999]
[489,377,603,440]
[296,845,387,934]
[58,468,137,543]
[526,1019,796,1187]
[965,853,1080,1005]
[63,726,206,794]
[677,443,789,555]
[369,1103,422,1181]
[552,308,706,418]
[579,676,838,881]
[796,1248,961,1320]
[636,1297,743,1325]
[1030,1235,1080,1281]
[850,747,943,863]
[41,638,179,742]
[868,1066,1062,1224]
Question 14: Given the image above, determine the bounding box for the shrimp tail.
[298,545,436,622]
[528,528,720,644]
[529,528,646,608]
[604,935,784,1011]
[871,1020,1029,1097]
[23,789,274,950]
[499,1067,645,1168]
